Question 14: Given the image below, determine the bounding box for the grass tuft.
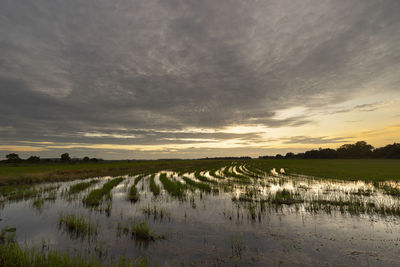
[69,180,99,194]
[128,184,139,202]
[159,174,185,198]
[83,177,124,206]
[58,213,98,239]
[149,174,160,196]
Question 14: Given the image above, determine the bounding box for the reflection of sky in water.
[0,168,400,266]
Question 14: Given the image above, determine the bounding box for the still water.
[1,166,399,266]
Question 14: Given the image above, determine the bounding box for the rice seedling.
[350,188,374,196]
[222,167,251,183]
[68,179,99,194]
[231,234,244,258]
[118,220,164,241]
[134,174,146,185]
[0,227,16,245]
[209,169,224,179]
[244,165,265,177]
[266,189,304,205]
[83,177,124,206]
[131,221,164,241]
[44,190,57,201]
[306,197,400,217]
[182,177,211,192]
[247,203,257,220]
[159,173,185,198]
[2,185,59,202]
[194,171,218,185]
[58,213,98,239]
[117,221,130,237]
[128,184,139,202]
[380,184,400,197]
[104,202,112,217]
[149,174,160,196]
[32,197,44,211]
[141,205,169,221]
[0,241,150,267]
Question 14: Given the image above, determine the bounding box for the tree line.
[2,153,103,163]
[259,141,400,159]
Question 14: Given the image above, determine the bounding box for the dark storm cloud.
[1,0,400,154]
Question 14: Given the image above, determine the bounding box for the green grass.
[159,173,185,198]
[83,177,124,206]
[128,184,139,202]
[58,213,98,239]
[149,174,160,196]
[0,185,59,202]
[0,159,229,186]
[182,177,211,192]
[141,205,168,221]
[251,159,400,181]
[209,169,224,179]
[0,227,16,245]
[32,197,44,211]
[117,221,164,241]
[194,171,218,184]
[131,221,164,241]
[134,175,145,185]
[0,242,149,267]
[222,166,251,182]
[1,158,399,192]
[266,189,304,205]
[378,184,400,196]
[306,197,400,216]
[68,180,99,194]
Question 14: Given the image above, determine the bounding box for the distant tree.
[6,153,21,163]
[27,155,40,162]
[285,152,295,159]
[373,143,400,158]
[337,141,374,158]
[295,152,305,159]
[258,141,397,160]
[304,148,337,159]
[83,156,90,162]
[60,153,71,162]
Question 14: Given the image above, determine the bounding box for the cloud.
[1,0,400,158]
[327,98,400,115]
[280,136,352,145]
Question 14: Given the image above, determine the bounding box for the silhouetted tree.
[305,148,337,159]
[27,156,40,162]
[336,141,374,158]
[6,153,21,163]
[373,143,400,158]
[258,141,389,159]
[60,153,71,162]
[285,152,295,159]
[83,156,90,162]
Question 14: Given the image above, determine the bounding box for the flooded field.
[1,163,400,266]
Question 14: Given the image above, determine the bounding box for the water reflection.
[0,165,400,266]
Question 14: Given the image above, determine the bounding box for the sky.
[1,0,400,160]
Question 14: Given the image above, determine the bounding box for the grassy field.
[0,160,227,186]
[0,159,399,186]
[252,159,400,181]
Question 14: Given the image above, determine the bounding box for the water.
[1,166,400,266]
